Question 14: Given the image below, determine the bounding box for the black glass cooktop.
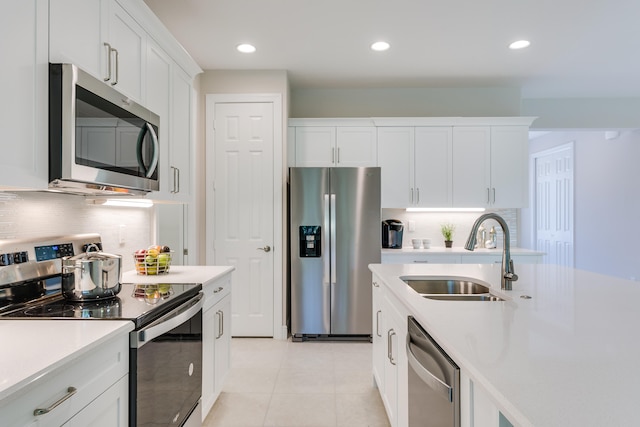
[1,283,202,329]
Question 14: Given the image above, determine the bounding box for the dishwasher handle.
[406,339,454,402]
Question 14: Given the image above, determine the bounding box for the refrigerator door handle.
[330,193,337,285]
[323,194,331,285]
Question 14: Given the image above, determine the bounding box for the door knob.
[257,246,271,252]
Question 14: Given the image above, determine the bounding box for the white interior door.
[213,102,274,337]
[534,143,574,266]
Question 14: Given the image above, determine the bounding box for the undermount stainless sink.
[424,294,505,302]
[401,278,504,301]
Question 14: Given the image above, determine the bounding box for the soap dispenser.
[475,225,486,248]
[486,226,497,249]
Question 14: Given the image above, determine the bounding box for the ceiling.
[143,0,640,99]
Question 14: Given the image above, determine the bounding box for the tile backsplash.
[0,191,154,271]
[382,208,518,248]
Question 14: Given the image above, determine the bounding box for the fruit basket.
[133,245,172,275]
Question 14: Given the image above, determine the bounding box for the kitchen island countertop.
[0,320,133,402]
[369,262,640,426]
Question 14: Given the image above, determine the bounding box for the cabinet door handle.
[34,386,77,416]
[216,310,224,339]
[111,47,119,86]
[372,281,379,287]
[388,329,397,365]
[213,286,224,293]
[492,187,496,204]
[170,167,180,193]
[337,147,340,164]
[413,260,429,263]
[103,43,112,82]
[376,310,382,337]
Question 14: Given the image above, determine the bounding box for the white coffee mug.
[411,238,421,249]
[422,238,432,249]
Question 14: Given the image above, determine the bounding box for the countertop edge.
[0,320,134,402]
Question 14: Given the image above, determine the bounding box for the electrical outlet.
[119,224,126,244]
[408,220,416,232]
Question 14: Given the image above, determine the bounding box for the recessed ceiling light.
[237,43,256,53]
[371,41,390,52]
[509,40,530,50]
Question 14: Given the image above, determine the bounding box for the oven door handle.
[131,293,203,349]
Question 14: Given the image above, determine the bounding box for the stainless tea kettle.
[61,244,122,301]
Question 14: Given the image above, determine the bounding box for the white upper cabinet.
[291,120,377,167]
[490,126,529,208]
[335,127,377,166]
[49,0,106,80]
[295,127,336,167]
[145,40,193,202]
[452,125,530,208]
[414,127,452,207]
[377,126,452,208]
[0,0,49,190]
[377,127,413,207]
[451,126,491,207]
[50,0,146,103]
[375,118,534,209]
[106,0,146,102]
[168,66,193,200]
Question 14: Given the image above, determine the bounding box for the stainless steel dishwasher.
[407,316,460,427]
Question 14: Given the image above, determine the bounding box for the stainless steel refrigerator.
[289,167,381,340]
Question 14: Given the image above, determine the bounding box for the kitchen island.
[370,262,640,426]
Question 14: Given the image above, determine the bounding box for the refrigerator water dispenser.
[299,226,321,257]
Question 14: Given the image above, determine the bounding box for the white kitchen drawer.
[0,334,128,427]
[202,274,232,311]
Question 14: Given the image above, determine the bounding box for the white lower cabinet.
[372,275,408,427]
[202,274,232,420]
[64,375,128,427]
[382,252,543,265]
[0,334,129,427]
[375,275,517,427]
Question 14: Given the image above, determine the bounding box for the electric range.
[0,234,204,426]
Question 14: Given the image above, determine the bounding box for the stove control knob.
[0,254,8,266]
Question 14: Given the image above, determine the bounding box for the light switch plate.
[408,220,416,232]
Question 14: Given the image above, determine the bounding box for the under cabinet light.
[406,208,486,213]
[89,199,154,208]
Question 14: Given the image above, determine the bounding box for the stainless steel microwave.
[49,63,160,195]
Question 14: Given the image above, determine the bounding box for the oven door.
[130,293,203,426]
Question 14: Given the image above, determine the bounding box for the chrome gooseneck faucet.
[465,213,518,290]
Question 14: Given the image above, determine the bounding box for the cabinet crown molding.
[289,117,537,127]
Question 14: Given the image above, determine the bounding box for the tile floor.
[203,338,391,427]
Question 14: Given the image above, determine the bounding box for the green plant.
[441,223,456,241]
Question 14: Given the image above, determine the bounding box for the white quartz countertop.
[381,246,544,256]
[122,265,235,287]
[369,262,640,426]
[0,320,133,401]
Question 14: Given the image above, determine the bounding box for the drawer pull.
[34,386,77,416]
[213,286,224,293]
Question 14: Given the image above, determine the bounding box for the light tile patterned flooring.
[203,338,391,427]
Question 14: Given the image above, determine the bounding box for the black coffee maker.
[382,219,404,249]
